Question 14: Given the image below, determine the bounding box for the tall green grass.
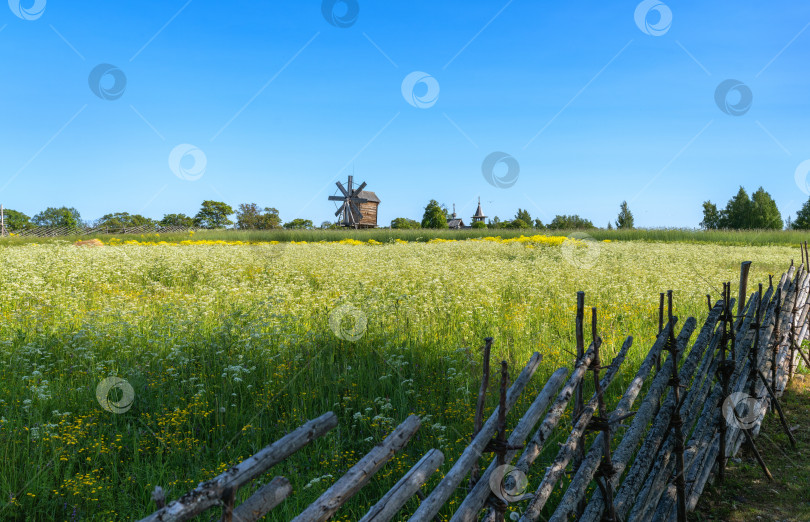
[3,227,810,246]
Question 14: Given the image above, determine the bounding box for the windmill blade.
[335,203,347,217]
[347,175,353,194]
[352,182,367,195]
[327,196,346,201]
[349,201,362,217]
[335,181,349,197]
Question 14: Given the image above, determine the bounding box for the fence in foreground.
[139,252,810,521]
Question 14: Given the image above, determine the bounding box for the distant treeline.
[3,186,806,232]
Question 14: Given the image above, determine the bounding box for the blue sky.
[1,1,809,227]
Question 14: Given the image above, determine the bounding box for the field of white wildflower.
[0,237,797,520]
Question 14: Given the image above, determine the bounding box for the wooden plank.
[231,477,291,522]
[359,449,444,522]
[138,412,338,522]
[293,415,421,522]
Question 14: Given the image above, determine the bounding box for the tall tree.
[160,213,195,227]
[793,197,810,230]
[194,200,233,229]
[96,212,155,229]
[515,208,532,225]
[547,215,595,230]
[615,201,634,229]
[32,207,82,228]
[750,187,782,229]
[421,200,449,229]
[700,201,720,230]
[720,186,753,229]
[1,209,32,230]
[236,203,263,229]
[391,217,420,229]
[283,218,313,229]
[534,218,545,229]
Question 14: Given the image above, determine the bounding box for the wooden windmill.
[329,175,380,228]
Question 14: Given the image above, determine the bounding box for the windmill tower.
[328,175,380,228]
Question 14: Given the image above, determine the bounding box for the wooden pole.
[409,353,542,521]
[738,261,752,319]
[449,368,569,522]
[666,291,687,522]
[574,291,585,438]
[231,477,292,522]
[470,337,493,487]
[658,293,665,372]
[493,361,509,522]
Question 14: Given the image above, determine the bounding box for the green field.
[6,226,810,247]
[0,238,801,520]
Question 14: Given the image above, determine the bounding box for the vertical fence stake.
[573,292,585,473]
[738,261,752,319]
[657,293,665,371]
[470,337,493,488]
[493,360,509,522]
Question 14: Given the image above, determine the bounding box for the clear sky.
[1,1,809,228]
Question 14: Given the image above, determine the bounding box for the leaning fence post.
[738,261,752,319]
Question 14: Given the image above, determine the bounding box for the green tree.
[160,213,195,227]
[472,220,487,229]
[261,208,282,229]
[793,198,810,230]
[421,200,448,229]
[32,207,82,228]
[194,200,234,229]
[719,186,753,229]
[506,219,530,229]
[515,208,532,225]
[96,212,155,229]
[533,218,545,229]
[547,215,595,230]
[391,217,421,229]
[615,201,634,229]
[283,218,313,229]
[750,187,782,229]
[700,201,720,230]
[607,221,613,230]
[236,203,262,229]
[1,209,32,230]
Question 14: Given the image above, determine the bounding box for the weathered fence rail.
[138,253,809,521]
[7,225,194,237]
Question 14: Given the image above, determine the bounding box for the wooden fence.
[7,225,194,237]
[138,253,810,521]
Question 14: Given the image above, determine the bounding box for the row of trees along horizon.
[2,186,808,232]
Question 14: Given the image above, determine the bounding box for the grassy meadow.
[0,236,802,520]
